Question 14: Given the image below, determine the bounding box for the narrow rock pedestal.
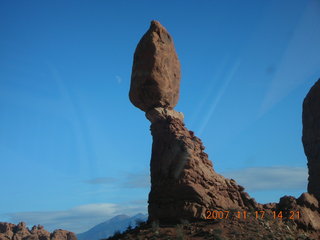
[146,108,257,223]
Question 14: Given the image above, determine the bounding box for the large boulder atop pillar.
[129,20,181,112]
[302,79,320,201]
[129,20,258,223]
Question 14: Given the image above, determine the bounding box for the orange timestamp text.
[205,210,300,220]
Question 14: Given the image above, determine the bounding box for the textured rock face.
[51,230,76,240]
[0,222,77,240]
[130,20,257,223]
[129,20,180,112]
[129,21,320,234]
[302,79,320,201]
[147,109,258,222]
[277,193,320,231]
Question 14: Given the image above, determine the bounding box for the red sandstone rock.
[0,222,14,240]
[51,230,77,240]
[277,193,320,231]
[129,20,180,112]
[0,222,76,240]
[302,79,320,201]
[30,225,50,240]
[147,109,258,222]
[129,21,320,233]
[297,192,319,210]
[129,21,257,223]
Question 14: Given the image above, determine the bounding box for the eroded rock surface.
[129,20,180,112]
[129,20,320,235]
[302,79,320,201]
[130,20,258,223]
[277,193,320,231]
[147,109,258,222]
[0,222,77,240]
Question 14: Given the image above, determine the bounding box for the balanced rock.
[130,21,258,223]
[302,79,320,201]
[129,20,180,112]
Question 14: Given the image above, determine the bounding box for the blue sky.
[1,0,320,234]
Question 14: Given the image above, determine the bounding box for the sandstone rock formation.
[147,108,258,223]
[277,193,320,231]
[0,222,77,240]
[106,192,320,240]
[130,20,258,223]
[126,21,320,238]
[302,79,320,201]
[129,20,180,112]
[129,20,320,235]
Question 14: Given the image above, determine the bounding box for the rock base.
[147,109,258,223]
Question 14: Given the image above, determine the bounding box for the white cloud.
[5,203,147,234]
[223,166,307,191]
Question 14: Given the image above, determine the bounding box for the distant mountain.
[77,213,147,240]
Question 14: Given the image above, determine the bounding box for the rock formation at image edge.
[303,79,320,202]
[129,20,320,234]
[0,222,77,240]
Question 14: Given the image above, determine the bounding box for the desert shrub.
[175,224,185,240]
[151,220,159,235]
